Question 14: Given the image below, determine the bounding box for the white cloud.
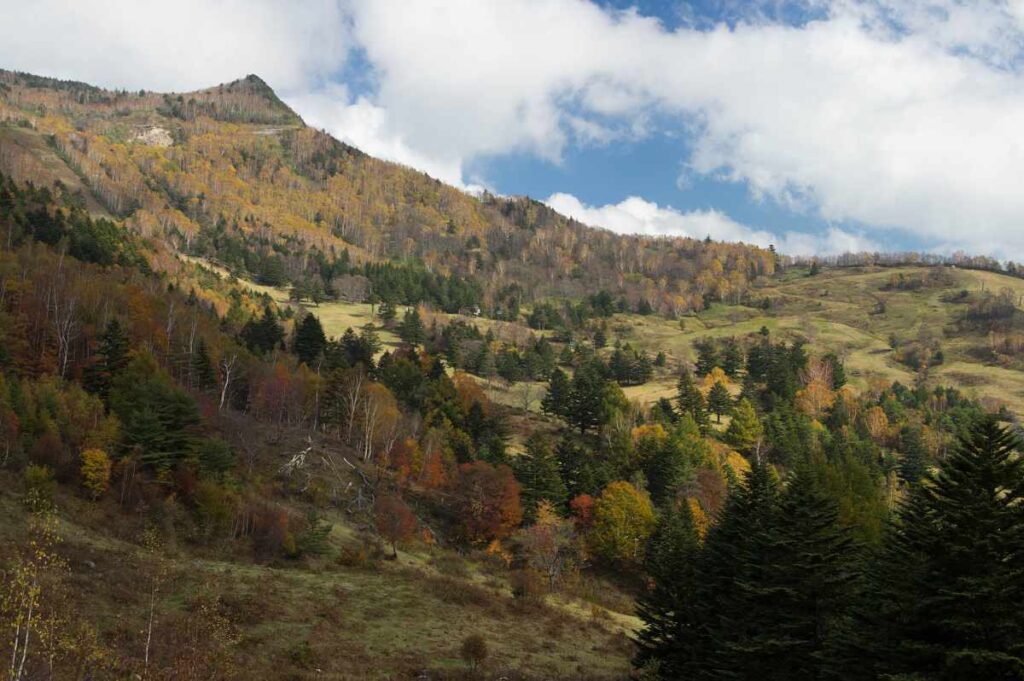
[6,0,1024,257]
[328,0,1024,258]
[544,192,876,255]
[0,0,349,93]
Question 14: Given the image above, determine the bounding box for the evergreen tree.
[634,503,702,677]
[240,306,283,355]
[849,419,1024,680]
[377,298,397,324]
[897,424,928,485]
[594,325,607,349]
[691,459,780,679]
[192,338,217,391]
[542,368,570,418]
[725,398,764,457]
[566,361,608,434]
[293,313,327,366]
[398,307,425,345]
[677,367,710,433]
[823,352,847,389]
[721,337,744,377]
[694,339,719,377]
[84,317,130,400]
[707,381,732,423]
[760,469,857,681]
[514,434,568,522]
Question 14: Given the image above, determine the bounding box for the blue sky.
[4,0,1024,258]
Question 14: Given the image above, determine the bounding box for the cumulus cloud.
[6,0,1024,257]
[0,0,349,92]
[329,0,1024,257]
[544,192,876,255]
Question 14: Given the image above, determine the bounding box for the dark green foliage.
[898,424,929,485]
[83,317,130,400]
[240,306,284,355]
[293,313,327,366]
[565,360,613,434]
[706,381,732,423]
[823,352,847,389]
[848,419,1024,681]
[191,338,218,391]
[689,459,781,679]
[608,344,653,386]
[694,339,719,377]
[109,354,201,470]
[542,368,570,418]
[676,367,710,434]
[398,307,425,345]
[193,436,236,476]
[720,337,744,377]
[513,434,568,522]
[634,503,702,676]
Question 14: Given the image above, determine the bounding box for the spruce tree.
[850,418,1024,681]
[760,469,857,681]
[192,338,217,391]
[707,381,732,423]
[721,337,744,377]
[634,503,702,677]
[240,306,283,354]
[84,317,130,400]
[693,458,780,680]
[725,398,764,457]
[542,368,570,418]
[566,360,607,434]
[398,307,425,345]
[293,313,327,366]
[897,424,928,485]
[514,434,568,522]
[677,367,709,433]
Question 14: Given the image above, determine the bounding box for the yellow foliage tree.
[80,448,112,500]
[587,481,656,567]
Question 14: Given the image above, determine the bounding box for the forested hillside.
[0,69,776,318]
[1,70,1024,681]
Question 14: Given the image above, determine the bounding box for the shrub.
[23,464,55,510]
[459,634,488,671]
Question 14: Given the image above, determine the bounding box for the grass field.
[190,257,1024,417]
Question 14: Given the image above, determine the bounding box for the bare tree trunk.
[219,353,237,411]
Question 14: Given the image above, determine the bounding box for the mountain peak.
[166,74,302,126]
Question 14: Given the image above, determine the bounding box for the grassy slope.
[191,256,1024,419]
[1,463,634,680]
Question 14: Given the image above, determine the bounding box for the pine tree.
[849,419,1024,680]
[721,337,744,377]
[514,434,568,522]
[240,306,283,354]
[293,313,327,366]
[691,458,780,679]
[725,398,764,457]
[192,338,217,391]
[694,339,719,377]
[677,367,709,433]
[707,381,732,423]
[566,361,608,434]
[823,352,847,389]
[84,317,130,400]
[398,307,425,345]
[634,503,702,677]
[542,368,570,418]
[760,469,857,681]
[897,424,928,485]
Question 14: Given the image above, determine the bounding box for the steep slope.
[0,69,776,316]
